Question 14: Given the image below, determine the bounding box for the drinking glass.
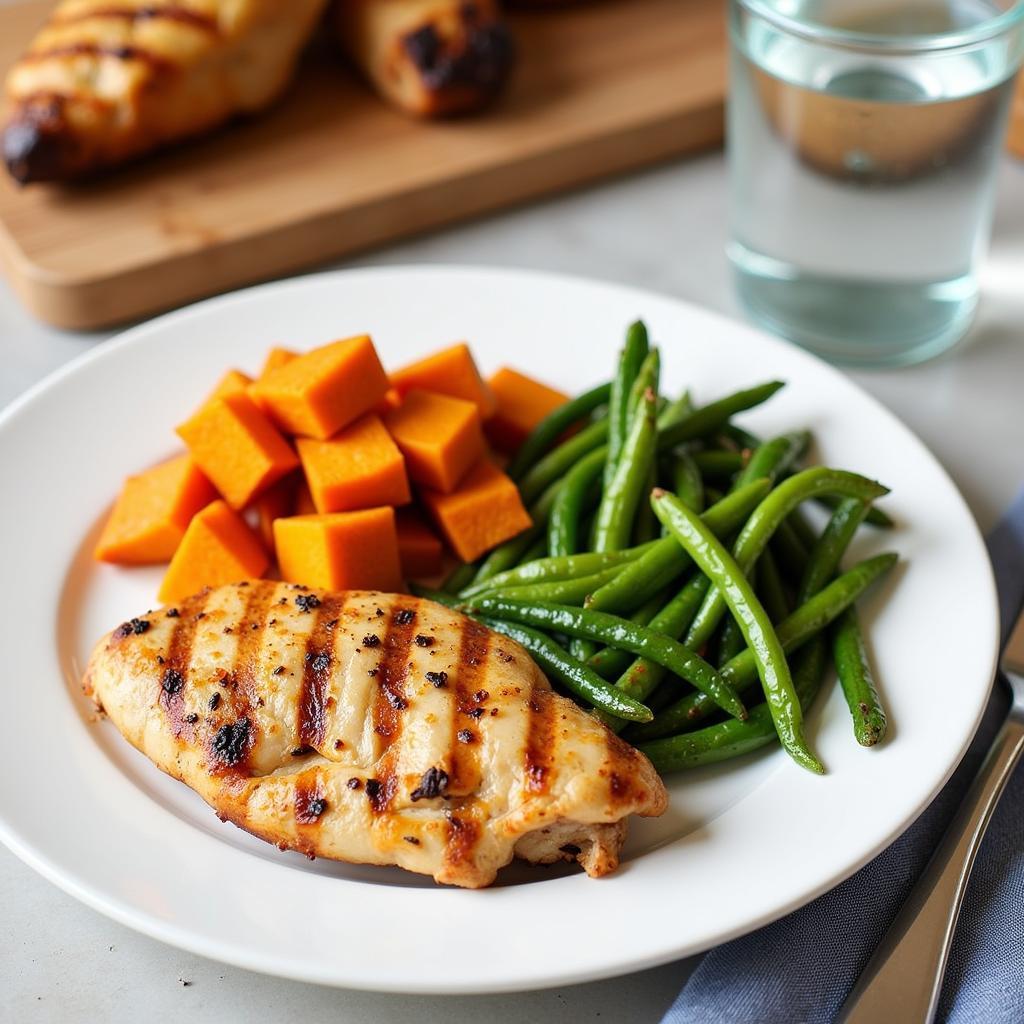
[728,0,1024,366]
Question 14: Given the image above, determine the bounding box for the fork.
[838,608,1024,1024]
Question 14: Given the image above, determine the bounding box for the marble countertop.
[3,150,1024,1023]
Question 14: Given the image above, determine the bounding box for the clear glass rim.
[734,0,1024,53]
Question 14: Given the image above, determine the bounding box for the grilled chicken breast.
[83,581,666,887]
[3,0,326,183]
[334,0,514,118]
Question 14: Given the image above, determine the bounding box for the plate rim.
[0,263,999,993]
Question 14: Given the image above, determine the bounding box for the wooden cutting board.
[0,0,727,330]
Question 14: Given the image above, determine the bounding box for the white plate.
[0,266,997,994]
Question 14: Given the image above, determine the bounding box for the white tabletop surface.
[3,148,1024,1022]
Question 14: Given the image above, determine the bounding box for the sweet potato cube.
[158,500,269,603]
[94,454,216,564]
[250,348,298,414]
[395,508,443,579]
[420,459,531,562]
[176,392,299,510]
[389,342,496,418]
[297,414,410,514]
[207,369,254,404]
[486,367,568,454]
[274,508,403,592]
[371,388,403,416]
[249,335,389,439]
[251,475,298,554]
[384,390,484,493]
[260,347,297,376]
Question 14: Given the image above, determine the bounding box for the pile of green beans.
[435,321,899,776]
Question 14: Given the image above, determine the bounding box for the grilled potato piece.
[83,581,667,887]
[334,0,514,117]
[3,0,327,183]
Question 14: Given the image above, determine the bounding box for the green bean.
[639,635,829,772]
[627,552,898,740]
[479,618,653,722]
[771,520,811,583]
[720,423,762,451]
[657,381,785,451]
[672,451,705,513]
[787,506,819,551]
[832,607,888,746]
[604,322,650,490]
[716,617,746,667]
[652,490,823,774]
[657,391,694,431]
[735,431,811,489]
[507,382,612,481]
[602,575,713,717]
[585,479,772,616]
[519,418,609,504]
[441,562,478,594]
[547,445,606,558]
[458,544,657,599]
[627,349,661,419]
[483,564,628,605]
[798,497,870,602]
[691,450,747,479]
[520,534,548,564]
[683,468,889,659]
[593,387,658,553]
[634,463,660,544]
[587,585,682,680]
[816,492,895,529]
[757,548,790,624]
[464,597,746,720]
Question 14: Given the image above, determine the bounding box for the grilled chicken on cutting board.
[83,581,667,887]
[3,0,327,183]
[333,0,514,118]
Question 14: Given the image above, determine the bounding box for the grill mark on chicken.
[23,43,178,75]
[523,686,557,795]
[448,618,489,796]
[444,811,480,872]
[368,601,418,814]
[298,594,348,751]
[159,591,207,738]
[294,769,327,827]
[49,5,219,33]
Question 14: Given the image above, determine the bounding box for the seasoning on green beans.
[479,617,653,722]
[652,489,824,774]
[464,596,747,721]
[507,381,612,481]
